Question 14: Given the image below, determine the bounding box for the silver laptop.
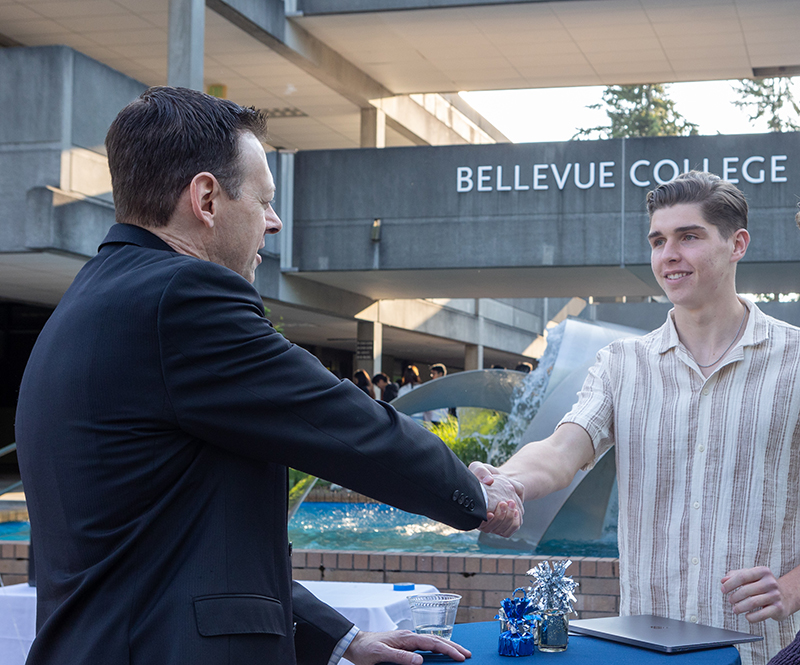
[569,615,763,653]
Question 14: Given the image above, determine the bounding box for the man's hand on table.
[469,461,525,538]
[722,566,800,622]
[343,629,471,665]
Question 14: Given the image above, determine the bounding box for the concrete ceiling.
[294,0,800,93]
[1,0,798,152]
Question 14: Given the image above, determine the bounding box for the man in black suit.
[15,86,522,665]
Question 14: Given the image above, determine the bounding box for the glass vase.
[537,610,569,652]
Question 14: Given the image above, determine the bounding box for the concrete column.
[356,320,382,375]
[360,107,386,148]
[277,150,295,271]
[168,0,204,90]
[464,343,484,371]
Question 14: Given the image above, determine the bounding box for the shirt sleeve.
[556,347,616,470]
[328,626,360,665]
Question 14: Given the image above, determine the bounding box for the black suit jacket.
[16,224,486,665]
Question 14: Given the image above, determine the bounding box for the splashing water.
[485,321,566,466]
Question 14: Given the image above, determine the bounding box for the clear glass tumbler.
[407,593,462,640]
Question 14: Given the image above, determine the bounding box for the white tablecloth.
[0,581,437,665]
[298,580,438,632]
[0,584,35,665]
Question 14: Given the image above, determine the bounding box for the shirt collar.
[658,296,769,356]
[98,223,176,254]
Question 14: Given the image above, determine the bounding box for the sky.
[460,79,800,143]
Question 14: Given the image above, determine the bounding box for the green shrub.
[427,408,508,466]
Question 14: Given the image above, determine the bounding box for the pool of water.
[1,506,620,557]
[288,503,619,557]
[0,521,29,542]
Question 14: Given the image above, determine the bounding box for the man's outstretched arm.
[471,423,595,535]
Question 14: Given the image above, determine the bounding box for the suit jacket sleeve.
[292,582,354,665]
[157,260,487,528]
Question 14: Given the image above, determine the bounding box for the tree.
[574,84,698,139]
[732,77,800,132]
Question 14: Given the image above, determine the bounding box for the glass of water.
[407,593,462,640]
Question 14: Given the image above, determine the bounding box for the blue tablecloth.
[439,621,741,665]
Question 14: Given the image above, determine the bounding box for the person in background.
[396,365,421,398]
[372,372,399,402]
[514,361,534,373]
[353,369,375,398]
[423,363,451,425]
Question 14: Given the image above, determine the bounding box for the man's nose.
[265,206,282,234]
[662,238,680,260]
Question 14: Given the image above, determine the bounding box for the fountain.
[391,317,644,551]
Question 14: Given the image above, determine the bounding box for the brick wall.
[0,542,621,621]
[0,543,30,586]
[292,550,620,623]
[305,488,377,503]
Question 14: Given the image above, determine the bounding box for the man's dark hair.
[430,363,447,376]
[105,86,268,227]
[646,170,748,239]
[372,373,390,384]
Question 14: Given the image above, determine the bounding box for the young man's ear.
[189,172,223,229]
[731,228,750,263]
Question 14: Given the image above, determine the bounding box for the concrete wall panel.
[71,51,146,153]
[294,133,800,282]
[0,46,69,145]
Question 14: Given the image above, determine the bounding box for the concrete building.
[1,1,800,461]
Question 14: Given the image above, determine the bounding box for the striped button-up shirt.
[561,299,800,665]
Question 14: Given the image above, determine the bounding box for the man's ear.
[189,172,223,229]
[731,227,750,263]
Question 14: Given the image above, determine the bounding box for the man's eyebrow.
[647,224,705,240]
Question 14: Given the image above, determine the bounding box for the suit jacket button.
[458,495,465,505]
[452,490,460,502]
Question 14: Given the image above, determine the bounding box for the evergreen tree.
[732,77,800,132]
[574,84,698,139]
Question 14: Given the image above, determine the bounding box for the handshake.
[468,461,525,538]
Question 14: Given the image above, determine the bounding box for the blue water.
[288,503,618,557]
[0,521,29,541]
[1,506,619,557]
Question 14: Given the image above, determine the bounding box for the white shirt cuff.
[328,625,360,665]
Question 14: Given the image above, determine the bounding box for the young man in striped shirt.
[472,171,800,665]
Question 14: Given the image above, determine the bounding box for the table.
[0,583,35,665]
[298,580,438,632]
[437,622,741,665]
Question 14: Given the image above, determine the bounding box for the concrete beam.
[207,0,392,108]
[207,0,499,146]
[297,0,536,13]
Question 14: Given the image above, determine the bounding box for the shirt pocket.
[193,594,287,637]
